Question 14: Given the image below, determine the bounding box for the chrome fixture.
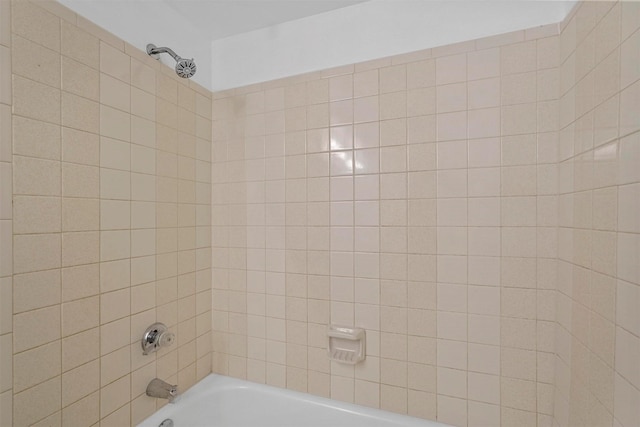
[141,322,175,355]
[147,378,179,403]
[159,420,174,427]
[146,43,197,78]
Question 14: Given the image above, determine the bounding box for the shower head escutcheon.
[146,44,197,79]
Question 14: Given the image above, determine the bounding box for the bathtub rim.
[137,373,448,427]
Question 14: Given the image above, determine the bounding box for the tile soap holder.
[328,325,366,364]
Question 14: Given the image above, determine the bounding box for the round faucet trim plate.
[141,322,175,355]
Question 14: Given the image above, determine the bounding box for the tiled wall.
[1,1,213,425]
[554,2,640,427]
[1,1,638,427]
[0,0,14,424]
[210,22,561,426]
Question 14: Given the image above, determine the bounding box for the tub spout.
[146,378,179,403]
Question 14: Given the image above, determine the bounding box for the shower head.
[146,44,197,79]
[175,58,197,79]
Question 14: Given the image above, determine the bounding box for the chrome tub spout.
[146,378,178,403]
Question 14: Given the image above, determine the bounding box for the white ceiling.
[162,0,369,41]
[59,0,368,89]
[212,0,575,90]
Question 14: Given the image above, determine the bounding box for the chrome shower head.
[146,44,197,79]
[175,58,196,79]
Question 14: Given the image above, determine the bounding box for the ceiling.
[162,0,369,41]
[60,0,368,43]
[59,0,368,89]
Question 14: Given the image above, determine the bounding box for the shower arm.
[147,44,183,61]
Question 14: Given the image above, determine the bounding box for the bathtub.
[138,374,447,427]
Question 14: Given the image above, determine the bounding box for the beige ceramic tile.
[0,277,12,334]
[13,376,60,427]
[0,0,10,47]
[501,40,537,75]
[12,115,60,160]
[13,233,61,274]
[13,341,60,393]
[437,395,466,426]
[100,374,131,418]
[61,264,99,304]
[61,328,99,372]
[12,0,60,51]
[12,75,60,124]
[33,1,76,24]
[100,137,131,171]
[13,305,60,353]
[61,231,99,267]
[62,392,99,426]
[61,359,100,408]
[100,105,131,142]
[101,317,130,356]
[62,127,99,166]
[131,393,156,425]
[100,401,131,426]
[100,229,131,262]
[100,168,130,200]
[132,87,155,121]
[12,35,60,88]
[0,392,11,427]
[0,105,11,163]
[100,41,131,83]
[379,65,406,94]
[62,163,99,198]
[0,46,10,106]
[131,116,156,148]
[101,345,131,386]
[13,196,61,234]
[62,296,99,337]
[61,20,99,69]
[131,58,157,95]
[0,333,11,392]
[407,59,435,89]
[101,73,131,113]
[100,289,130,324]
[62,198,99,232]
[13,155,60,196]
[435,54,466,85]
[13,269,60,313]
[62,92,99,133]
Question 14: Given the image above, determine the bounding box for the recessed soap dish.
[328,325,366,365]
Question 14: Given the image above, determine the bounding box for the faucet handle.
[142,323,175,355]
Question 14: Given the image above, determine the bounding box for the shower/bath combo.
[146,44,197,78]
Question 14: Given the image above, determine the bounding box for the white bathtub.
[138,374,447,427]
